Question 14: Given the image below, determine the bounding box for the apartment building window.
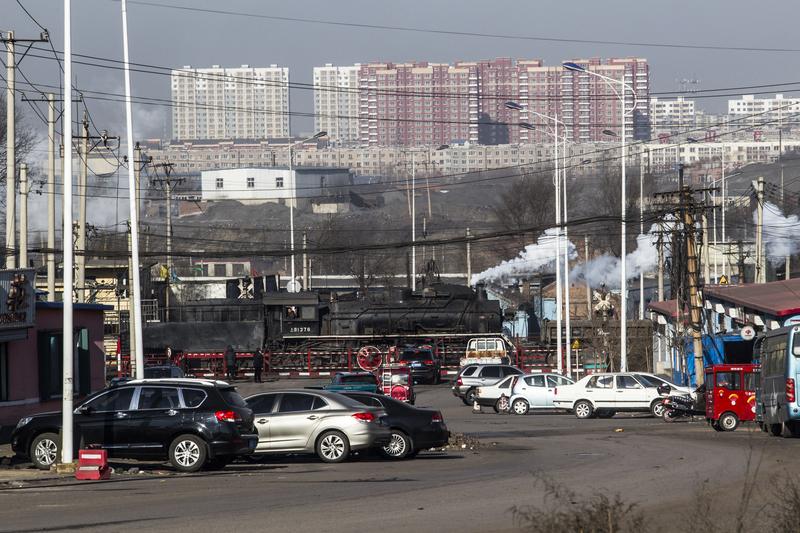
[247,176,255,189]
[276,177,284,188]
[215,178,224,189]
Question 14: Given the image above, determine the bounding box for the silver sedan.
[244,389,391,463]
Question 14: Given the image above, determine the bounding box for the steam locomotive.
[142,281,502,355]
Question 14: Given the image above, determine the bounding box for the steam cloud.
[758,202,800,264]
[570,224,665,289]
[471,228,577,285]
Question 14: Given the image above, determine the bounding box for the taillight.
[352,412,376,423]
[456,377,463,386]
[424,360,434,365]
[398,361,409,366]
[787,379,796,403]
[215,410,240,423]
[431,412,443,424]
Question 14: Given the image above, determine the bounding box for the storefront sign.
[0,269,36,330]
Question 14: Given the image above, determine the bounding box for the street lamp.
[287,131,327,292]
[511,101,567,375]
[563,61,638,371]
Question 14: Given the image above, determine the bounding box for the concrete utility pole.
[19,163,28,268]
[411,153,416,289]
[584,235,591,318]
[755,176,765,283]
[76,114,88,303]
[702,191,711,286]
[47,94,56,301]
[152,161,181,319]
[302,232,308,290]
[2,31,49,270]
[127,143,147,372]
[683,185,705,386]
[465,227,472,285]
[657,229,665,302]
[639,150,645,319]
[5,32,15,269]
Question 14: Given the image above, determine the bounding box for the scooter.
[658,384,705,422]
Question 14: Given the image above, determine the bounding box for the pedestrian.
[224,345,237,380]
[253,348,264,383]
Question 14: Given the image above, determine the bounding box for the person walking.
[253,348,264,383]
[224,345,237,381]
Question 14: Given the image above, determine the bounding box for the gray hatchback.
[245,389,391,463]
[452,364,523,405]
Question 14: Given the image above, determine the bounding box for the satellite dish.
[740,325,756,341]
[285,280,301,293]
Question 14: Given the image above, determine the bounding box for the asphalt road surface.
[1,379,796,533]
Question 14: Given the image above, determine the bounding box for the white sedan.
[552,373,690,419]
[508,374,574,415]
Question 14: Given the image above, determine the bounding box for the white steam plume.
[571,223,666,289]
[471,228,577,285]
[758,202,800,264]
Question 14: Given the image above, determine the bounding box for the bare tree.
[0,93,38,187]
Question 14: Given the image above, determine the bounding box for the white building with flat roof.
[171,65,290,141]
[200,167,352,209]
[728,94,800,128]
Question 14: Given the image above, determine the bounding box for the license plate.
[412,362,423,367]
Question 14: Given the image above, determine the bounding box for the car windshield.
[341,374,376,384]
[400,350,433,361]
[220,388,247,408]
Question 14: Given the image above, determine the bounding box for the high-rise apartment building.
[728,94,800,128]
[171,65,290,141]
[650,96,696,136]
[313,64,360,144]
[317,58,650,147]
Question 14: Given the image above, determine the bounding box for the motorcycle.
[658,384,706,422]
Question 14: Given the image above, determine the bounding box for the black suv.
[11,379,257,472]
[399,346,442,384]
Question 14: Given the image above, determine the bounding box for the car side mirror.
[75,404,92,415]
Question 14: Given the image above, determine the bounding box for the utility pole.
[465,227,472,285]
[47,94,56,300]
[127,143,149,375]
[657,230,665,301]
[702,191,711,286]
[302,232,308,291]
[18,163,27,268]
[755,176,765,283]
[639,149,645,319]
[683,184,705,386]
[584,234,591,318]
[151,160,180,319]
[411,153,416,289]
[3,31,49,269]
[76,114,88,302]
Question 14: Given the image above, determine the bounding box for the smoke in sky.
[759,202,800,264]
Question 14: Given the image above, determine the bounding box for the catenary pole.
[19,163,27,268]
[76,113,88,303]
[61,0,75,466]
[5,32,16,269]
[47,94,56,301]
[121,0,144,379]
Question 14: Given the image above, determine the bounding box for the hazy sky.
[5,0,800,143]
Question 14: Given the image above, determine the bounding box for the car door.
[615,375,648,409]
[584,375,615,408]
[76,387,135,450]
[268,393,324,451]
[246,393,278,452]
[519,375,548,407]
[478,366,502,386]
[123,386,183,455]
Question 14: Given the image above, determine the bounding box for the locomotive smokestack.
[475,282,487,301]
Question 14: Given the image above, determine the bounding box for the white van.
[461,337,510,366]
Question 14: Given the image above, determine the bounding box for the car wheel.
[30,432,61,470]
[381,430,412,460]
[511,399,529,415]
[465,388,478,405]
[574,400,594,419]
[316,430,350,463]
[169,434,208,473]
[719,412,739,431]
[494,396,510,414]
[460,396,471,406]
[650,400,666,418]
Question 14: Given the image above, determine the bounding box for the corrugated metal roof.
[705,278,800,318]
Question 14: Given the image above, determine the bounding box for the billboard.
[0,269,36,330]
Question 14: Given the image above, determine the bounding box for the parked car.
[508,373,575,415]
[244,390,391,463]
[706,364,759,432]
[341,392,449,459]
[552,373,690,419]
[12,378,257,472]
[461,337,510,366]
[324,371,381,393]
[397,346,442,384]
[452,364,523,405]
[475,374,520,412]
[110,365,185,386]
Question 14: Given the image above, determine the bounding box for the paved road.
[0,380,796,532]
